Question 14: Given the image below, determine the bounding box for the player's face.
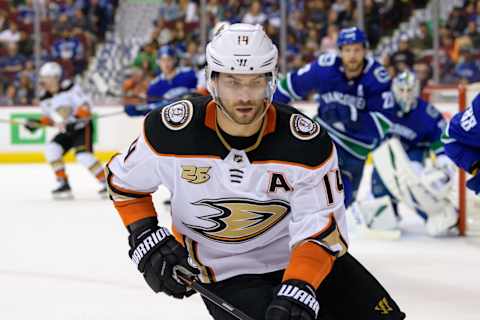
[216,73,269,125]
[39,76,59,92]
[340,43,365,74]
[159,56,175,74]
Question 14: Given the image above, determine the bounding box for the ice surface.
[1,164,479,320]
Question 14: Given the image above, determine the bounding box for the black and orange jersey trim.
[143,95,334,169]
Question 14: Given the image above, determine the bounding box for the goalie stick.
[177,274,255,320]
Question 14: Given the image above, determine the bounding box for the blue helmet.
[157,45,176,59]
[337,27,368,48]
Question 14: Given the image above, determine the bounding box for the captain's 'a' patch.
[290,114,320,140]
[161,100,194,130]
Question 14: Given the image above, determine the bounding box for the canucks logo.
[184,198,290,243]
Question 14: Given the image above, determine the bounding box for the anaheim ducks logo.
[184,198,290,243]
[55,106,73,120]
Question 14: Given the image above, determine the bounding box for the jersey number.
[317,53,336,67]
[323,169,344,206]
[461,106,477,132]
[382,92,395,109]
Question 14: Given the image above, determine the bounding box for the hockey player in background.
[354,71,458,236]
[443,93,480,194]
[123,45,198,116]
[24,62,107,199]
[273,27,395,207]
[107,24,405,320]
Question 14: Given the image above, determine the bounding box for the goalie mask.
[392,71,420,114]
[205,23,278,125]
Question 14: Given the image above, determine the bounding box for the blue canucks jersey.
[443,93,480,173]
[386,98,446,162]
[274,52,394,159]
[147,67,198,103]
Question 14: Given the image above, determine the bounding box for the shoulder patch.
[289,114,320,140]
[161,100,194,131]
[373,66,390,83]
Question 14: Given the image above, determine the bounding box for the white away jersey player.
[107,96,348,283]
[39,80,92,125]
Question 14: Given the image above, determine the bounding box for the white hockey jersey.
[107,96,348,284]
[39,80,91,125]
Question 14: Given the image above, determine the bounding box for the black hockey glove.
[24,118,41,133]
[265,280,320,320]
[128,219,199,299]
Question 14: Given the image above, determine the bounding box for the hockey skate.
[51,181,73,200]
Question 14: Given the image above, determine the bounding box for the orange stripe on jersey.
[204,100,277,137]
[252,146,334,170]
[114,196,157,226]
[282,241,334,289]
[171,225,185,246]
[204,101,217,130]
[75,105,91,118]
[40,116,53,126]
[196,86,210,96]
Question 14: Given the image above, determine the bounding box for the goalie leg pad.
[354,196,399,230]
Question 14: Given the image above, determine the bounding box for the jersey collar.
[204,100,277,152]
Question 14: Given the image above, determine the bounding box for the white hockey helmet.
[206,23,278,102]
[39,61,63,79]
[392,70,420,113]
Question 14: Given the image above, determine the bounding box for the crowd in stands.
[126,0,430,103]
[384,0,480,89]
[2,0,480,106]
[0,0,117,105]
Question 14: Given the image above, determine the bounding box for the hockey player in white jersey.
[353,71,458,237]
[107,24,405,320]
[24,62,107,199]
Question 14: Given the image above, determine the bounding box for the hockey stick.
[177,274,255,320]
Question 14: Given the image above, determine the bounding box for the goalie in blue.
[443,93,480,194]
[357,71,458,237]
[274,27,394,207]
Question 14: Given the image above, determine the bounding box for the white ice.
[1,164,479,320]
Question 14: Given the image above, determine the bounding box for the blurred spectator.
[390,35,415,74]
[13,70,35,105]
[182,39,204,68]
[413,61,433,90]
[0,21,21,45]
[132,40,160,76]
[454,45,480,84]
[305,0,328,34]
[158,0,182,26]
[364,0,381,47]
[320,24,338,53]
[0,43,26,80]
[0,9,8,32]
[51,28,86,75]
[447,6,468,37]
[465,20,480,47]
[122,66,150,105]
[242,1,267,25]
[410,22,433,55]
